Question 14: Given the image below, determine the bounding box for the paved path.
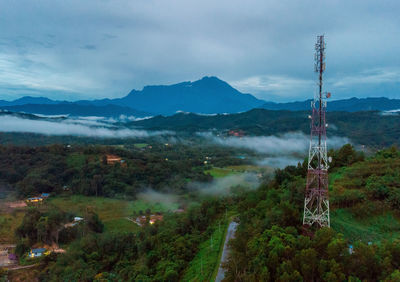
[215,221,238,282]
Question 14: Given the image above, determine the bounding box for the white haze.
[136,173,261,205]
[256,156,303,168]
[199,131,351,168]
[0,115,172,138]
[189,173,261,196]
[136,189,180,206]
[199,132,350,155]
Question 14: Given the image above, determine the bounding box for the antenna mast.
[303,35,330,228]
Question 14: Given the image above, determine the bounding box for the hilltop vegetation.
[0,142,249,199]
[2,140,400,281]
[131,109,400,148]
[223,145,400,281]
[41,198,228,281]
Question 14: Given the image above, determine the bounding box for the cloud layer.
[0,115,170,138]
[199,132,350,168]
[189,173,261,196]
[200,132,349,155]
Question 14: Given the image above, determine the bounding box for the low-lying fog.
[0,115,171,138]
[199,131,351,168]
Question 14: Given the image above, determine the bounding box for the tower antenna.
[303,35,330,228]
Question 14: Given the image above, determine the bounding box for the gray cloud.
[256,156,303,169]
[199,131,350,168]
[189,173,261,196]
[0,0,399,101]
[199,132,350,156]
[136,189,180,207]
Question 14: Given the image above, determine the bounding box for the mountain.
[0,103,149,118]
[262,97,400,112]
[0,96,61,107]
[0,77,265,116]
[2,79,400,117]
[77,76,265,115]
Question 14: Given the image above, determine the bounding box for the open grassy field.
[0,211,25,243]
[205,167,238,178]
[133,143,148,148]
[331,208,400,243]
[329,167,348,188]
[205,164,270,179]
[226,164,270,172]
[49,195,179,233]
[182,219,229,281]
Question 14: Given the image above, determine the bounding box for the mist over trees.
[0,143,248,199]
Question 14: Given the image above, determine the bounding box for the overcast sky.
[0,0,399,102]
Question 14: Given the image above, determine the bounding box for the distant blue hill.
[262,97,400,112]
[0,96,60,107]
[76,76,266,115]
[1,77,399,116]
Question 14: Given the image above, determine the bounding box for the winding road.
[215,221,238,282]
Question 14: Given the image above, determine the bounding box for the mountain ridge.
[1,77,400,116]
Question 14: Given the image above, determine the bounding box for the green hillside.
[222,145,400,281]
[131,109,400,148]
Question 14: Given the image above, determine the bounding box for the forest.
[3,144,400,281]
[223,145,400,281]
[0,142,248,199]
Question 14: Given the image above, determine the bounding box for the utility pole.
[303,35,331,228]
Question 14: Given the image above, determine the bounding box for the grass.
[0,211,25,243]
[329,167,348,188]
[133,143,148,148]
[182,219,229,281]
[205,165,271,179]
[329,166,400,243]
[103,218,138,233]
[49,195,179,233]
[205,167,238,178]
[66,153,87,168]
[331,208,400,243]
[210,219,231,281]
[226,165,267,172]
[6,265,41,281]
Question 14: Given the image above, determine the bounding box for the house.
[65,217,84,228]
[106,154,122,165]
[134,214,164,226]
[135,215,147,226]
[74,217,84,222]
[149,214,163,225]
[26,197,43,203]
[29,248,49,258]
[228,130,245,137]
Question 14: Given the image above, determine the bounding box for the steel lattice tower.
[303,35,330,228]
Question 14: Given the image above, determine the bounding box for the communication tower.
[303,35,330,228]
